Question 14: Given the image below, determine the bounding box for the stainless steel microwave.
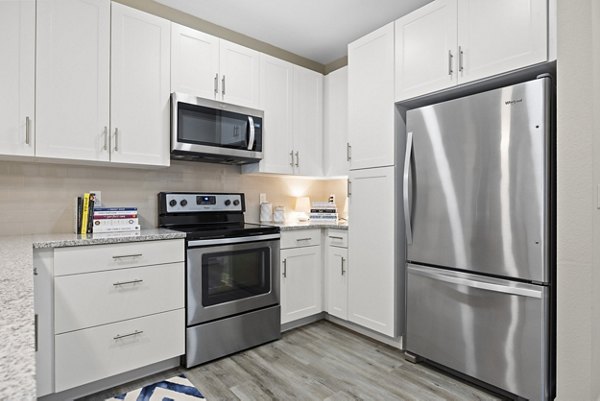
[171,93,263,164]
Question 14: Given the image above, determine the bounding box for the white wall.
[556,1,600,400]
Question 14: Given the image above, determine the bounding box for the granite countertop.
[270,221,348,231]
[0,228,185,400]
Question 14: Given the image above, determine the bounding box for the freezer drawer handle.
[412,268,542,299]
[403,131,414,244]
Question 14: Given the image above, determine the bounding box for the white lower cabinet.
[35,239,185,397]
[325,230,348,320]
[280,232,322,324]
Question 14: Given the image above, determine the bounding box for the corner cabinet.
[280,230,322,324]
[0,0,35,157]
[395,0,548,101]
[35,1,170,166]
[348,166,397,337]
[243,62,323,177]
[347,22,395,170]
[324,67,349,177]
[171,22,260,109]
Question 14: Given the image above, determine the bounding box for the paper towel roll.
[260,202,273,222]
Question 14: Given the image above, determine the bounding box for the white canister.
[273,206,285,223]
[260,202,273,222]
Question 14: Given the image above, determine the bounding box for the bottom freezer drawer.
[406,264,549,401]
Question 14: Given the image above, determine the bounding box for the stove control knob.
[233,199,240,206]
[180,199,188,207]
[169,199,177,207]
[224,199,231,206]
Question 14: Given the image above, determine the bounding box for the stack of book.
[76,192,140,234]
[309,201,338,223]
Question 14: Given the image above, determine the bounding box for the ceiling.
[155,0,433,65]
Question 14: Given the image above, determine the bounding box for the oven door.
[186,234,280,326]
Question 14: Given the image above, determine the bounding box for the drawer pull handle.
[113,330,143,341]
[113,279,143,287]
[329,236,344,240]
[112,253,142,259]
[296,237,312,242]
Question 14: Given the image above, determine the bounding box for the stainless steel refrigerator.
[404,77,553,401]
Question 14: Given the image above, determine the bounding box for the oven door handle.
[188,233,280,247]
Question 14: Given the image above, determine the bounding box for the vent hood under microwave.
[171,93,264,165]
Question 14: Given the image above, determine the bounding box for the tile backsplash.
[0,160,347,236]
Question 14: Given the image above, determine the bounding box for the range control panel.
[164,193,244,213]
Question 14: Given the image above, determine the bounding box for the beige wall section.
[0,160,347,236]
[113,0,325,74]
[556,0,600,400]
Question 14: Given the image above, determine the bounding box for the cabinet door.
[110,3,170,166]
[281,246,322,324]
[244,54,294,175]
[219,39,260,108]
[326,246,348,320]
[36,0,110,161]
[348,22,395,170]
[457,0,547,84]
[293,66,323,177]
[171,23,220,100]
[324,67,349,177]
[395,0,458,101]
[348,166,396,336]
[0,0,34,157]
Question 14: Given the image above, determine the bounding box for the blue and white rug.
[105,374,206,401]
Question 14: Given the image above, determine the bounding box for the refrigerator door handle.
[411,266,543,299]
[403,131,414,244]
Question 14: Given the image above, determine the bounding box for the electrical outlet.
[259,193,267,204]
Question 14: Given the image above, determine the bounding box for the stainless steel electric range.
[158,192,281,367]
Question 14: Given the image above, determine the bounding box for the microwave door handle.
[247,116,255,150]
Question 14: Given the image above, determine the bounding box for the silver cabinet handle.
[341,257,346,275]
[112,253,142,259]
[103,126,108,151]
[25,116,31,145]
[347,180,352,196]
[448,50,453,76]
[214,73,219,96]
[403,131,414,245]
[295,151,299,167]
[222,75,226,96]
[113,128,119,152]
[289,150,294,167]
[113,279,143,287]
[458,46,464,72]
[282,258,287,278]
[296,237,312,242]
[346,142,351,161]
[247,116,255,150]
[113,330,143,341]
[329,236,344,240]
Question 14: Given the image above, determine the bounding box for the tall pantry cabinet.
[347,22,399,338]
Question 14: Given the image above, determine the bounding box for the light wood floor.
[82,320,503,401]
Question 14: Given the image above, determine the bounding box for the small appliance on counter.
[158,192,281,367]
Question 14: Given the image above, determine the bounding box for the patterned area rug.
[105,374,206,401]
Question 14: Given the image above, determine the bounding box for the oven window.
[201,247,271,306]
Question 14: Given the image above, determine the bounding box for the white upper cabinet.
[0,0,35,157]
[36,0,110,161]
[171,23,259,109]
[395,0,549,101]
[110,3,170,166]
[171,23,219,100]
[348,22,395,170]
[324,67,349,177]
[456,0,547,84]
[292,65,323,177]
[395,0,458,101]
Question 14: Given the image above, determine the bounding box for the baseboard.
[325,315,403,350]
[281,312,326,332]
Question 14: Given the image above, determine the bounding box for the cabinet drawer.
[54,262,184,334]
[326,230,348,248]
[54,239,184,276]
[55,309,184,392]
[281,229,321,249]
